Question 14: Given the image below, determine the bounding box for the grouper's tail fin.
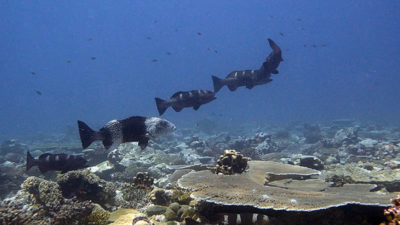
[211,75,224,93]
[77,120,100,149]
[267,38,283,61]
[155,97,169,116]
[26,151,36,171]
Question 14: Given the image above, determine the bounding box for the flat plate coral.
[178,161,396,211]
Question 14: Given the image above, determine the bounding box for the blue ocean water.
[0,0,399,139]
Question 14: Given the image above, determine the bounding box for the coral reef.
[108,208,154,225]
[117,182,150,208]
[381,193,400,225]
[0,176,94,225]
[150,188,173,206]
[212,149,249,175]
[133,172,154,189]
[57,170,116,209]
[86,204,111,225]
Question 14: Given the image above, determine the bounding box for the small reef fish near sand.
[155,90,216,116]
[78,116,176,150]
[26,151,88,173]
[212,38,283,92]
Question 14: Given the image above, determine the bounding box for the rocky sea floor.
[1,119,400,225]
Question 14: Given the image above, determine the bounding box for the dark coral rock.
[150,188,172,206]
[133,172,154,189]
[212,150,248,175]
[299,155,324,170]
[326,174,355,187]
[57,170,115,209]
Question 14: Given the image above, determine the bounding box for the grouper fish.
[78,116,176,150]
[212,38,283,92]
[26,151,88,173]
[155,90,216,116]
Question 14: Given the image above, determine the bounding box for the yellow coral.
[86,210,110,225]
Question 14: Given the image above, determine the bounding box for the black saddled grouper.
[26,151,88,173]
[77,116,176,150]
[155,90,216,116]
[212,38,283,92]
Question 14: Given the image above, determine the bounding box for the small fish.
[146,36,152,40]
[153,20,158,24]
[35,90,42,95]
[212,38,282,92]
[321,44,327,47]
[31,71,36,75]
[304,44,307,47]
[166,52,172,55]
[66,60,71,63]
[279,32,284,36]
[152,59,158,62]
[207,47,211,51]
[91,57,96,60]
[312,44,317,48]
[197,32,202,36]
[296,18,302,21]
[26,151,88,173]
[88,38,93,41]
[155,90,216,116]
[78,116,175,150]
[214,50,218,53]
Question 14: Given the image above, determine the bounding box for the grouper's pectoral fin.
[193,104,201,110]
[227,85,237,91]
[138,137,149,150]
[38,166,49,173]
[245,83,254,89]
[272,69,279,74]
[172,105,183,112]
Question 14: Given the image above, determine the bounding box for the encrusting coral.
[212,149,248,175]
[57,170,116,209]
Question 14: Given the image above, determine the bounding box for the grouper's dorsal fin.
[38,153,52,160]
[171,91,185,98]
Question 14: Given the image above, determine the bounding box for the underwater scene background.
[0,1,400,225]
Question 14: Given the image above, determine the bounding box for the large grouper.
[211,38,283,92]
[155,90,216,116]
[77,116,176,150]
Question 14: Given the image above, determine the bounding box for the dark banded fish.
[155,90,216,116]
[212,38,283,92]
[77,116,176,150]
[26,151,88,173]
